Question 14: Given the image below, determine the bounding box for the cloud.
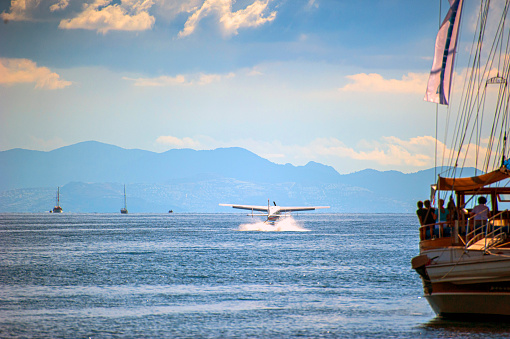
[261,137,434,168]
[50,0,69,12]
[299,136,496,171]
[29,136,67,151]
[197,72,234,84]
[306,0,318,10]
[58,0,155,33]
[124,74,188,86]
[152,135,436,169]
[179,0,276,37]
[1,0,40,21]
[156,136,202,148]
[339,72,428,94]
[151,133,497,173]
[1,0,70,21]
[153,0,202,21]
[0,58,72,89]
[123,71,234,86]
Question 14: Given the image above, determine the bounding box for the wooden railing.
[418,209,510,250]
[465,209,509,250]
[419,221,451,241]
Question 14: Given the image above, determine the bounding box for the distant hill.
[0,141,475,213]
[0,141,341,191]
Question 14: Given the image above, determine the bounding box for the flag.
[424,0,464,105]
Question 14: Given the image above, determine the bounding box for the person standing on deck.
[423,200,436,225]
[436,199,449,223]
[471,196,489,235]
[423,200,437,239]
[416,201,427,226]
[436,199,450,237]
[447,198,458,222]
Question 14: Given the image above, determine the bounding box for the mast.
[52,186,62,212]
[121,184,128,214]
[434,0,442,182]
[424,0,510,206]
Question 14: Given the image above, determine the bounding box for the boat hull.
[414,247,510,317]
[426,292,510,317]
[424,248,510,285]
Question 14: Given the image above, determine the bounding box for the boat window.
[498,194,510,202]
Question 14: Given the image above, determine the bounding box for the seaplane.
[219,200,330,224]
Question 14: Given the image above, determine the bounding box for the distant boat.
[120,184,128,214]
[52,187,63,213]
[169,210,173,213]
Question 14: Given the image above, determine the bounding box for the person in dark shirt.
[423,200,436,225]
[416,201,427,226]
[423,200,437,239]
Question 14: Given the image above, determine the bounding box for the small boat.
[412,0,510,318]
[169,210,173,213]
[120,184,128,214]
[52,187,63,213]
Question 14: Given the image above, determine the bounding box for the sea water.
[1,213,510,338]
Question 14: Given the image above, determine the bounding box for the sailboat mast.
[57,187,60,206]
[434,0,442,181]
[124,185,127,209]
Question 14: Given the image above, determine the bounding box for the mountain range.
[0,141,476,213]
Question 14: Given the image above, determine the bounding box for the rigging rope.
[441,1,510,191]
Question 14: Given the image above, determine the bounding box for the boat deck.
[419,213,510,251]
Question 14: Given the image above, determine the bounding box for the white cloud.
[322,136,435,167]
[197,72,234,84]
[152,134,494,173]
[0,58,72,89]
[294,136,495,172]
[306,0,318,10]
[339,72,428,94]
[123,74,188,86]
[151,135,436,170]
[1,0,40,21]
[123,71,234,86]
[179,0,276,37]
[156,136,202,148]
[50,0,69,12]
[153,0,202,21]
[29,136,67,151]
[58,0,155,33]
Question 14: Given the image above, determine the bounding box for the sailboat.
[120,184,128,214]
[412,0,510,318]
[52,187,63,213]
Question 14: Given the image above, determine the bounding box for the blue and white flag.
[424,0,464,105]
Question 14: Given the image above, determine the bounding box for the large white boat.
[412,0,510,318]
[412,179,510,317]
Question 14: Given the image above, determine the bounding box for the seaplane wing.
[278,206,330,212]
[218,204,269,212]
[220,201,330,214]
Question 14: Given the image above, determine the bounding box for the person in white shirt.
[471,196,489,235]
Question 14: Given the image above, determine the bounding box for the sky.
[0,0,495,174]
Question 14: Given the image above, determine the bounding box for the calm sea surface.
[1,213,510,338]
